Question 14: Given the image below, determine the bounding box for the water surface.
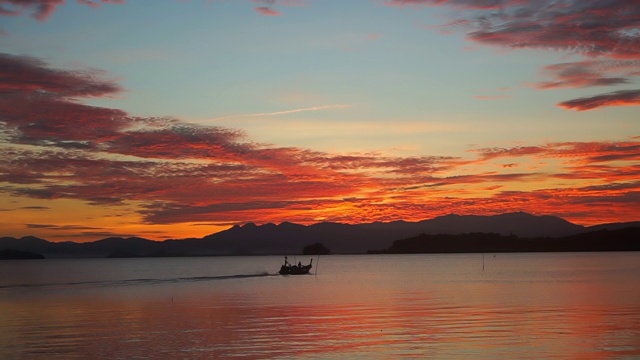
[1,253,639,359]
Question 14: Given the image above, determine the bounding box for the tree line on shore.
[368,227,640,254]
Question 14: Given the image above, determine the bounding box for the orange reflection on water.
[3,288,639,359]
[2,253,639,359]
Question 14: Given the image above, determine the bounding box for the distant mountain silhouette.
[1,212,637,258]
[198,221,382,255]
[357,212,583,240]
[587,221,640,231]
[371,227,640,254]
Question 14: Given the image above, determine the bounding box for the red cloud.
[0,0,123,20]
[558,89,640,111]
[473,141,640,164]
[106,125,251,162]
[0,53,130,146]
[0,53,122,97]
[255,6,280,16]
[0,53,139,152]
[0,0,63,20]
[4,135,640,227]
[0,96,130,146]
[533,61,630,90]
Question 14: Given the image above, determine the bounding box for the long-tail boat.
[279,257,313,275]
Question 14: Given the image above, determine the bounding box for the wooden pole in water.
[482,253,485,271]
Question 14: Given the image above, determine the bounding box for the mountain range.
[1,212,639,258]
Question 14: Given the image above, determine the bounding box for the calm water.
[1,253,639,359]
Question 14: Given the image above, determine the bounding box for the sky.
[0,0,639,242]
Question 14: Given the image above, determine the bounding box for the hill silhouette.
[370,228,640,254]
[1,212,638,258]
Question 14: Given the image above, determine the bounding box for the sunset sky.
[1,0,639,242]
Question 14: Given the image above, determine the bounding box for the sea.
[1,252,639,359]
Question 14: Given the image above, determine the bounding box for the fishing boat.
[279,257,313,275]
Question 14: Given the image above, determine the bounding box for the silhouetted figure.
[284,256,290,267]
[298,261,302,267]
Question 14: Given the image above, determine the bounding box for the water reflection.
[2,290,638,358]
[1,253,639,359]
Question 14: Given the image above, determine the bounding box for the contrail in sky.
[200,104,351,122]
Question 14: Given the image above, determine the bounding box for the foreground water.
[1,253,639,359]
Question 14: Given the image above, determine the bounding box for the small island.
[303,242,331,255]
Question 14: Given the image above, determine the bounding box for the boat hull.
[279,264,312,275]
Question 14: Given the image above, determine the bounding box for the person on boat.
[284,256,290,267]
[298,261,302,267]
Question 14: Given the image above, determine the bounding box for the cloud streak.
[558,89,640,111]
[205,104,351,122]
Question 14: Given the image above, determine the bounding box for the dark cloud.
[458,1,639,59]
[0,96,129,147]
[472,146,546,160]
[533,61,631,89]
[140,200,294,224]
[53,231,137,239]
[26,223,105,230]
[105,124,250,161]
[558,89,640,111]
[0,53,122,97]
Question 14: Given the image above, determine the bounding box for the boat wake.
[0,272,279,291]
